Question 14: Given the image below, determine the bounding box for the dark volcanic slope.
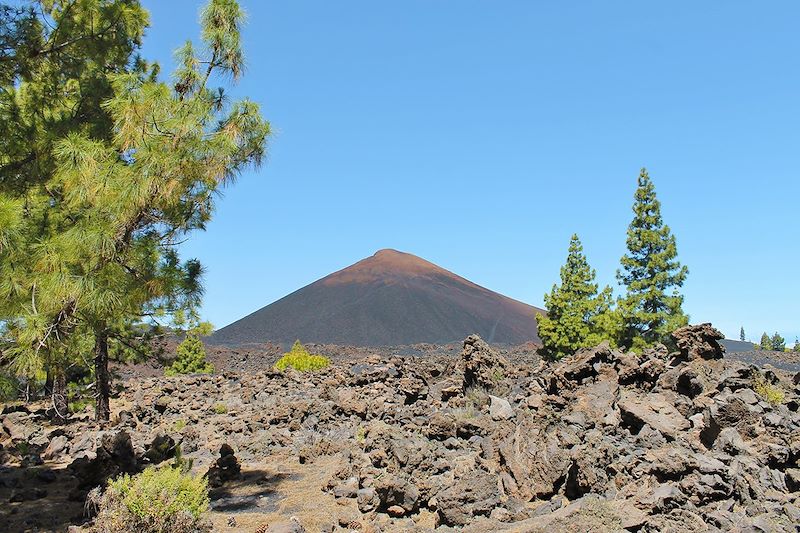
[210,249,544,346]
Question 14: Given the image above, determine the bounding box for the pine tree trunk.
[51,369,69,424]
[94,329,111,423]
[44,370,53,400]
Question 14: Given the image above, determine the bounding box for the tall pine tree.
[0,0,150,421]
[0,0,270,422]
[617,169,688,350]
[536,234,620,359]
[740,327,746,342]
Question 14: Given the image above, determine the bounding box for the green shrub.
[754,375,785,406]
[274,340,330,372]
[355,426,366,444]
[92,467,211,533]
[165,335,213,377]
[173,419,187,431]
[69,397,93,413]
[212,403,227,414]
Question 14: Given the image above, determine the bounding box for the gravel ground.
[726,350,800,373]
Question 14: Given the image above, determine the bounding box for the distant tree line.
[536,169,688,359]
[752,332,798,352]
[738,327,798,352]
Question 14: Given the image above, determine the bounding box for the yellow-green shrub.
[92,467,210,533]
[274,340,330,372]
[754,375,785,406]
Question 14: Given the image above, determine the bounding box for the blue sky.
[141,1,800,344]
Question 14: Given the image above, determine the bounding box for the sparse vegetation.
[91,467,211,533]
[274,341,330,372]
[753,375,785,405]
[173,419,187,432]
[68,397,93,414]
[212,403,228,415]
[165,335,213,377]
[355,426,366,444]
[455,386,487,420]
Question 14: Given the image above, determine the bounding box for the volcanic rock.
[672,323,725,360]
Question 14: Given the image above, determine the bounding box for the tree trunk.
[44,369,53,400]
[51,369,69,424]
[94,329,111,423]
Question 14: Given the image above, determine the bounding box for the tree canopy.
[536,234,619,359]
[0,0,269,421]
[617,168,688,350]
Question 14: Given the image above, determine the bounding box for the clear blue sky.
[141,1,800,344]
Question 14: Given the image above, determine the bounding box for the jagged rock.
[357,487,380,512]
[154,395,172,414]
[462,335,510,392]
[349,363,399,385]
[332,477,358,499]
[636,483,688,513]
[672,323,725,360]
[143,433,176,464]
[551,342,619,388]
[489,395,514,420]
[565,438,617,498]
[618,390,690,440]
[427,412,456,440]
[569,366,620,427]
[42,434,68,460]
[2,411,37,441]
[374,476,419,513]
[206,443,241,487]
[497,424,572,500]
[8,325,799,532]
[700,396,759,448]
[69,431,139,489]
[436,472,500,526]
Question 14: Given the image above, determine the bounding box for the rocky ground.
[1,324,799,532]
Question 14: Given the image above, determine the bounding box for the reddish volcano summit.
[323,249,464,285]
[210,249,544,346]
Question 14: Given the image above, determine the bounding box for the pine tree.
[0,0,270,422]
[770,332,785,352]
[536,234,620,359]
[740,327,746,342]
[793,339,800,352]
[617,169,688,350]
[0,0,150,421]
[165,334,213,376]
[759,332,772,351]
